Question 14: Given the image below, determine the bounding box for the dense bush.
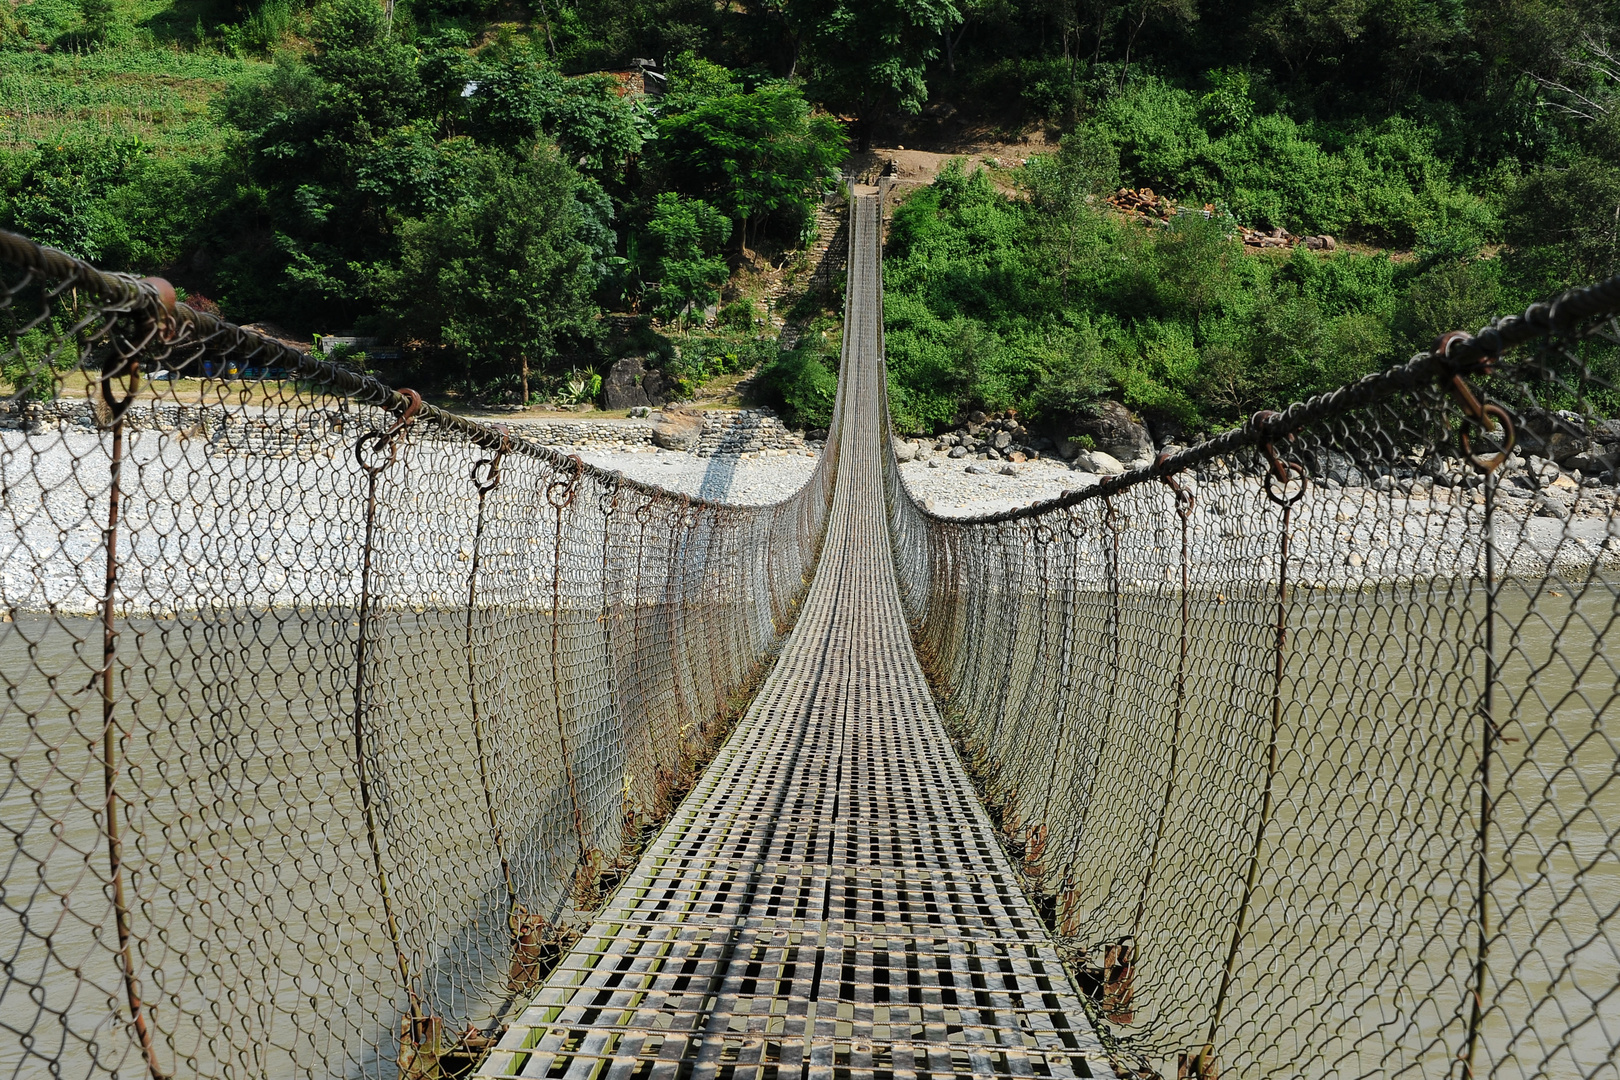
[880,156,1505,437]
[1086,78,1495,247]
[753,317,841,428]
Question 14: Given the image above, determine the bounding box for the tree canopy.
[658,82,846,250]
[8,0,1620,419]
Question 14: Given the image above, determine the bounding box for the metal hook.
[471,435,510,494]
[1448,374,1516,474]
[355,388,422,474]
[1159,453,1196,519]
[546,454,584,509]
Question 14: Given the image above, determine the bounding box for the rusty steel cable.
[0,229,837,1080]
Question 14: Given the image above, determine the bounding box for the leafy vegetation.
[1,0,1618,421]
[880,159,1496,437]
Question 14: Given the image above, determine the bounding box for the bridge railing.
[884,273,1620,1078]
[0,228,841,1080]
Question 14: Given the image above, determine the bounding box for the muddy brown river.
[2,579,1615,1080]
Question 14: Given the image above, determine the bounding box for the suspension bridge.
[2,190,1618,1080]
[469,194,1109,1079]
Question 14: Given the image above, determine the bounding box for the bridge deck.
[474,195,1108,1079]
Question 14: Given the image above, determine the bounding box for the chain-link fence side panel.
[0,231,838,1080]
[885,289,1620,1078]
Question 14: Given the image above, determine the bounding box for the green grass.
[0,45,264,152]
[12,0,236,46]
[1,0,272,151]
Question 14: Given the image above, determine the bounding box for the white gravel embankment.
[7,421,1616,616]
[574,447,819,505]
[898,457,1085,515]
[896,451,1620,582]
[0,428,824,614]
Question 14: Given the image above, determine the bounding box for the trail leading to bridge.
[475,195,1108,1078]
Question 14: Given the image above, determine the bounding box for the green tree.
[1505,111,1620,291]
[217,2,518,324]
[657,83,846,251]
[78,0,119,42]
[1252,0,1369,80]
[1024,131,1119,299]
[1118,0,1196,87]
[464,56,651,185]
[383,147,598,404]
[0,139,142,261]
[640,192,733,322]
[798,0,960,149]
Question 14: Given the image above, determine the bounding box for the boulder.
[1548,430,1590,463]
[1533,491,1572,520]
[1143,412,1190,449]
[641,369,669,405]
[1568,447,1616,477]
[1090,451,1126,475]
[603,357,652,411]
[1073,450,1125,476]
[993,430,1012,449]
[1068,401,1153,463]
[893,439,917,463]
[651,406,704,451]
[1518,409,1590,459]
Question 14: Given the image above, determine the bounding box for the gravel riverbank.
[573,447,819,504]
[6,422,1615,615]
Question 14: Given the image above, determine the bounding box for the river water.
[0,603,651,1080]
[3,577,1615,1080]
[1012,575,1620,1080]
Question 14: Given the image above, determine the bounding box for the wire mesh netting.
[0,230,839,1080]
[9,203,1620,1080]
[885,279,1620,1079]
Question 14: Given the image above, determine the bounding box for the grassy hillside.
[0,47,260,151]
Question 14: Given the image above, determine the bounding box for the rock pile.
[896,410,1051,467]
[692,408,807,456]
[0,399,351,456]
[525,407,808,457]
[510,418,658,450]
[895,402,1158,478]
[1106,188,1336,252]
[1,398,248,434]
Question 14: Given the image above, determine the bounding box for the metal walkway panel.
[474,195,1108,1080]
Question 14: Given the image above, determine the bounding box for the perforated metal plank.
[476,195,1108,1080]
